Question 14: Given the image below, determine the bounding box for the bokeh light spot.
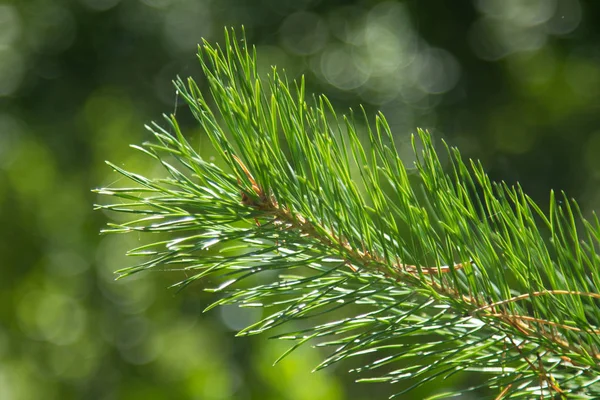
[415,48,461,94]
[0,5,21,46]
[320,44,370,90]
[163,0,212,54]
[35,292,87,345]
[17,288,86,346]
[365,2,416,75]
[219,304,262,332]
[470,0,583,61]
[476,0,558,27]
[25,3,76,54]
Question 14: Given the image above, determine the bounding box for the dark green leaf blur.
[1,0,598,399]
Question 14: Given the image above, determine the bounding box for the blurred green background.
[1,0,600,399]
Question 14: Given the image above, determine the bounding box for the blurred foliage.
[1,0,599,399]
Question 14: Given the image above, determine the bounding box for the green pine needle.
[95,28,600,399]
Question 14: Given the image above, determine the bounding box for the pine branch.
[95,28,600,399]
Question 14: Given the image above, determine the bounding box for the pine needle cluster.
[95,29,600,399]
